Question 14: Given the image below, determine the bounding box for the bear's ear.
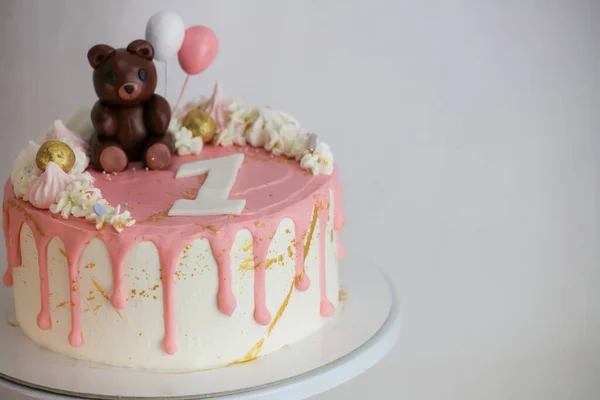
[87,44,115,69]
[127,40,154,61]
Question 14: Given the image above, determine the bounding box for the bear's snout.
[118,82,142,100]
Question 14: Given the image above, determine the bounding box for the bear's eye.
[104,71,116,84]
[138,68,148,81]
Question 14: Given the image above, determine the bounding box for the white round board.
[0,256,401,399]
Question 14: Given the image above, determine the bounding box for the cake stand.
[0,255,401,400]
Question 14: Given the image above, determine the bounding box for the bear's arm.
[91,101,117,137]
[144,95,171,135]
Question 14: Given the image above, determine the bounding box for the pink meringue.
[44,120,89,153]
[201,81,232,132]
[28,162,73,209]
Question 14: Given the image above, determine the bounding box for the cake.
[2,20,345,371]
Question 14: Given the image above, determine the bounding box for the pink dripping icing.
[292,213,311,291]
[154,238,187,355]
[332,176,346,260]
[33,230,52,330]
[209,235,237,317]
[64,231,95,347]
[102,237,135,310]
[318,193,335,318]
[250,229,272,325]
[2,147,345,355]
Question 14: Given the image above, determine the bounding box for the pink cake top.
[8,146,335,237]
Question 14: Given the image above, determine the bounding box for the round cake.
[2,24,345,370]
[4,144,344,369]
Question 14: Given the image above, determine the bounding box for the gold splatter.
[242,241,252,252]
[287,246,294,259]
[294,205,319,283]
[339,287,347,302]
[338,287,348,317]
[228,338,265,366]
[239,257,254,277]
[267,280,294,336]
[285,229,291,234]
[91,277,122,319]
[56,301,68,309]
[85,263,95,269]
[304,205,319,260]
[139,208,170,224]
[265,254,285,269]
[58,248,71,264]
[204,225,220,233]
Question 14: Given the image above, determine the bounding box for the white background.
[0,1,599,399]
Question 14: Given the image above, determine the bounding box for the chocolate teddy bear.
[88,40,174,172]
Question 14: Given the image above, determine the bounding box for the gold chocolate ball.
[182,109,217,143]
[36,141,76,173]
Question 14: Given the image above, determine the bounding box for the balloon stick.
[173,75,190,115]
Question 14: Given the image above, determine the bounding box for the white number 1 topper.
[168,154,246,216]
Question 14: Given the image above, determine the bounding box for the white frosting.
[12,192,339,369]
[300,141,335,175]
[11,141,42,201]
[28,162,73,209]
[217,101,334,175]
[176,84,335,175]
[50,179,135,233]
[168,119,204,156]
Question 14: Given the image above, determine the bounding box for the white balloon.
[145,11,185,62]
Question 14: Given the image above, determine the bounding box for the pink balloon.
[178,25,218,75]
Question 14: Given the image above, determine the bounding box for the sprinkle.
[93,203,105,216]
[132,167,136,172]
[145,167,149,171]
[124,202,129,207]
[26,168,31,174]
[102,171,106,175]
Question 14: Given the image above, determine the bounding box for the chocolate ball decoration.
[36,141,76,173]
[181,109,216,143]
